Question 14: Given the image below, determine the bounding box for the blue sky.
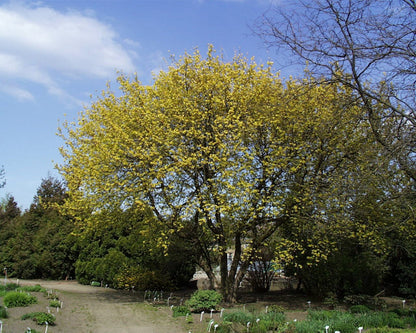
[0,0,286,210]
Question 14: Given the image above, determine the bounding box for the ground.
[1,279,186,333]
[2,279,404,333]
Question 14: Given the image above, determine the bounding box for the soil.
[1,279,186,333]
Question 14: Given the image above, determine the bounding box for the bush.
[186,290,223,312]
[5,283,19,291]
[267,304,285,313]
[21,312,56,325]
[0,306,8,318]
[349,305,371,313]
[172,305,191,317]
[49,300,61,308]
[18,285,45,292]
[115,266,174,291]
[3,292,37,307]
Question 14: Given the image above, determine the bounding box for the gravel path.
[1,279,185,333]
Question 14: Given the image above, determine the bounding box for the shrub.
[21,312,56,325]
[172,305,191,317]
[222,311,252,325]
[186,290,223,312]
[115,267,174,291]
[366,328,416,333]
[5,283,19,291]
[349,305,371,313]
[267,304,285,313]
[3,292,37,307]
[19,285,45,292]
[49,300,61,308]
[0,306,8,318]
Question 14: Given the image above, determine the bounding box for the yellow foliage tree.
[59,46,370,301]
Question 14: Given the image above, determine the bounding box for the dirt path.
[2,279,186,333]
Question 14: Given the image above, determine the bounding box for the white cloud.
[0,1,136,101]
[0,83,34,101]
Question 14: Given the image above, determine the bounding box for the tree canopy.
[256,0,416,181]
[58,47,384,301]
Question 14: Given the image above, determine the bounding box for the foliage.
[21,312,56,325]
[49,300,61,308]
[172,305,191,317]
[74,206,194,290]
[18,285,45,292]
[0,305,7,318]
[3,291,37,307]
[59,46,378,302]
[246,244,276,293]
[186,290,223,312]
[257,0,416,183]
[0,165,5,188]
[296,309,416,333]
[117,267,174,291]
[349,305,371,314]
[343,295,386,311]
[222,310,286,332]
[0,176,77,280]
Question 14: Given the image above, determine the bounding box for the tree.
[0,166,5,188]
[256,0,416,181]
[0,176,77,279]
[59,47,371,301]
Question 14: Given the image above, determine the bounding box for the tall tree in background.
[59,47,373,301]
[0,166,5,188]
[256,0,416,181]
[0,176,77,279]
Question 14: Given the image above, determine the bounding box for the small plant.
[349,304,371,313]
[21,312,56,325]
[324,292,339,308]
[25,329,42,333]
[49,300,61,308]
[186,290,223,312]
[90,281,101,287]
[267,304,285,313]
[0,305,8,318]
[172,305,190,317]
[5,282,19,291]
[18,285,45,292]
[3,291,38,307]
[46,292,59,300]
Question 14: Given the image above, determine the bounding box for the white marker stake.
[0,320,2,333]
[26,328,31,333]
[210,309,214,318]
[44,321,48,333]
[307,301,311,308]
[335,331,340,333]
[167,296,171,306]
[256,318,260,324]
[214,324,219,332]
[403,300,406,308]
[246,322,250,332]
[358,327,363,333]
[200,311,204,322]
[325,325,329,333]
[60,301,63,309]
[208,319,214,332]
[265,305,268,313]
[220,308,224,317]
